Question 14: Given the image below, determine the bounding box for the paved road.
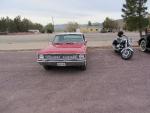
[0,49,150,113]
[0,32,140,44]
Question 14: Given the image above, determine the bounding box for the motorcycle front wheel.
[121,49,133,60]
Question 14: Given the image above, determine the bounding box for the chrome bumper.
[37,60,86,66]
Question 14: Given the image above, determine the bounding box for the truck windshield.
[53,34,84,43]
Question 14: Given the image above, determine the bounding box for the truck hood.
[38,43,86,54]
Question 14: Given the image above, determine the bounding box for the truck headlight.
[38,54,44,59]
[79,54,85,60]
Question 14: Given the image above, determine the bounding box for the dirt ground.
[0,48,150,113]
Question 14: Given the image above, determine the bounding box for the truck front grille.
[44,54,79,61]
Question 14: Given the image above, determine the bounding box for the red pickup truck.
[37,33,87,70]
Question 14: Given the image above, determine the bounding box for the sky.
[0,0,150,25]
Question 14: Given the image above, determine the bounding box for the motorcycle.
[112,35,134,60]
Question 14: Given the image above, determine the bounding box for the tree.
[5,17,15,33]
[21,18,31,32]
[66,22,79,32]
[0,16,44,33]
[33,23,43,32]
[88,21,92,26]
[122,0,149,36]
[0,17,7,32]
[13,16,22,32]
[45,23,54,33]
[103,17,118,31]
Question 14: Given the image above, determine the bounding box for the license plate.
[57,63,66,66]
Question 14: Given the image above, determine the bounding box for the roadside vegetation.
[102,17,119,32]
[0,16,54,33]
[66,22,79,32]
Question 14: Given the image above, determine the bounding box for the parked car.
[37,33,87,70]
[139,34,150,52]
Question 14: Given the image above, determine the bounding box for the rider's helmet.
[118,31,124,37]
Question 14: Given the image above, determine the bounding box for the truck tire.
[140,40,147,52]
[43,65,51,70]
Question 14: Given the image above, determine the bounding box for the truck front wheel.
[140,40,147,52]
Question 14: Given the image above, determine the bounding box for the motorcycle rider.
[113,31,124,47]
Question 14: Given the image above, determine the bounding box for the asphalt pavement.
[0,49,150,113]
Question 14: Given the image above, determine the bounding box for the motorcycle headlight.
[38,54,44,59]
[79,54,85,60]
